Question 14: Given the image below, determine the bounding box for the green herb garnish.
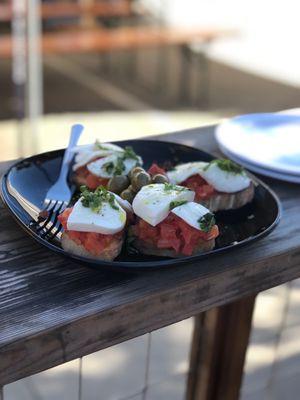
[114,157,126,175]
[169,200,187,210]
[101,146,141,176]
[94,140,109,151]
[123,146,139,161]
[198,213,216,233]
[164,183,188,193]
[80,185,119,213]
[204,159,244,175]
[102,161,115,174]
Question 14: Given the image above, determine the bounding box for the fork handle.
[59,124,84,181]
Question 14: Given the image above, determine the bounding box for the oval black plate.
[1,139,281,270]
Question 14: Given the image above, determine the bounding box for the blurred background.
[1,0,300,399]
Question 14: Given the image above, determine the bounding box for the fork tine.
[41,222,63,240]
[36,200,59,232]
[39,202,67,239]
[46,200,57,212]
[37,200,65,234]
[44,222,63,241]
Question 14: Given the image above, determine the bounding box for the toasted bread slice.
[61,231,124,261]
[127,227,215,258]
[199,182,255,212]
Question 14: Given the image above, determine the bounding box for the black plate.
[1,139,281,270]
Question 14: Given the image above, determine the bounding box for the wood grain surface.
[0,126,299,385]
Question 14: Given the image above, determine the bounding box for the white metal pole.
[27,0,43,155]
[12,0,27,156]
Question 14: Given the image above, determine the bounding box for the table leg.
[186,294,256,400]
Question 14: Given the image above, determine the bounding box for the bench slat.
[0,1,132,22]
[0,26,233,58]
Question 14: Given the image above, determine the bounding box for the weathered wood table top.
[1,125,300,387]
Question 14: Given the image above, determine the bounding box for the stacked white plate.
[215,111,300,183]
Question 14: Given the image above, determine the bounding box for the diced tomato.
[58,207,122,256]
[75,166,89,179]
[133,214,219,256]
[181,174,215,201]
[58,207,72,227]
[148,163,167,176]
[75,165,109,190]
[85,174,109,190]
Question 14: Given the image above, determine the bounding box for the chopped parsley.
[114,157,126,175]
[80,185,119,213]
[101,146,141,176]
[198,213,216,233]
[102,161,115,174]
[204,159,244,175]
[123,146,140,161]
[169,200,187,210]
[164,183,188,193]
[94,140,109,151]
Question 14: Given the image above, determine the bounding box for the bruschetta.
[58,186,132,261]
[72,141,143,190]
[128,183,219,257]
[165,159,254,212]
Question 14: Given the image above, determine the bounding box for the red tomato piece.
[85,174,109,190]
[58,207,122,255]
[134,213,219,256]
[147,163,167,176]
[181,175,215,201]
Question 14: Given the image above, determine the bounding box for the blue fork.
[37,124,83,239]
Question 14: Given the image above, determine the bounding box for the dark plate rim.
[0,139,282,270]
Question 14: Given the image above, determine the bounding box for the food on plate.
[58,186,132,261]
[166,159,254,211]
[72,141,143,190]
[109,165,169,204]
[128,183,219,257]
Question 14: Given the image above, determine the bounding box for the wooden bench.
[0,0,133,22]
[0,26,233,58]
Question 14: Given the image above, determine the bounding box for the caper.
[152,174,168,184]
[120,188,135,203]
[127,184,135,192]
[129,166,144,179]
[131,171,151,191]
[107,175,130,194]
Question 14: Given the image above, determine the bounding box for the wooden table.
[1,126,300,400]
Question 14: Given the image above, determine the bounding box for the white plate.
[216,112,300,176]
[219,143,300,184]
